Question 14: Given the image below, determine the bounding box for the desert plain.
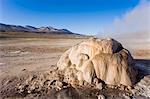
[0,32,150,99]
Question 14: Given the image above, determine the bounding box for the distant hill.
[0,23,72,33]
[0,23,87,38]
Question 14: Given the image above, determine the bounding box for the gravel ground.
[0,37,149,99]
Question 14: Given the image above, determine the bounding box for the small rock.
[44,80,51,86]
[114,86,118,89]
[55,81,63,88]
[27,90,31,94]
[79,80,83,85]
[31,75,37,81]
[22,69,26,71]
[93,78,99,85]
[96,83,103,90]
[97,94,105,99]
[123,93,131,99]
[131,89,137,95]
[29,85,35,91]
[107,85,115,89]
[134,86,140,90]
[120,85,125,90]
[84,81,88,86]
[127,86,132,90]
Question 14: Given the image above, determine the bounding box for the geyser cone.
[57,38,137,86]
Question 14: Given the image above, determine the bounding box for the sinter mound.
[57,38,137,87]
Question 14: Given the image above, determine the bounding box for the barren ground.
[0,34,149,99]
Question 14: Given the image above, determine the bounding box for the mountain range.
[0,23,72,33]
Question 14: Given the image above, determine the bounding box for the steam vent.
[57,38,137,87]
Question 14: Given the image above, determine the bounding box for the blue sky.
[0,0,140,34]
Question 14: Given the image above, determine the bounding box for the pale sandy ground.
[0,38,86,77]
[0,37,149,98]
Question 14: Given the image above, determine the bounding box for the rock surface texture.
[57,38,137,87]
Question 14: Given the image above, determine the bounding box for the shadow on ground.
[134,59,150,83]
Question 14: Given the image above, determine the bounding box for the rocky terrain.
[0,31,149,98]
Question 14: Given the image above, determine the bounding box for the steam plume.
[99,0,150,41]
